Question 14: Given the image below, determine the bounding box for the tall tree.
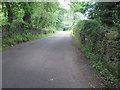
[87,2,120,26]
[4,2,14,23]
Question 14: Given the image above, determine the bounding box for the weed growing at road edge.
[2,33,58,50]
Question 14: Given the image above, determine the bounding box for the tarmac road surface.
[3,31,105,88]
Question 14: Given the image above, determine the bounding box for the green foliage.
[12,34,23,42]
[70,2,89,14]
[72,31,120,88]
[2,33,33,47]
[86,2,120,26]
[71,2,120,27]
[5,38,16,45]
[35,33,57,39]
[71,2,120,88]
[72,18,120,87]
[22,33,33,41]
[2,32,57,50]
[2,2,65,49]
[31,2,60,31]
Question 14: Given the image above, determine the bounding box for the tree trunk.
[4,2,14,23]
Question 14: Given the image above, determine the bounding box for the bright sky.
[58,0,88,20]
[58,0,70,10]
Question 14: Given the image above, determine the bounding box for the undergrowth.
[71,32,120,88]
[2,33,57,50]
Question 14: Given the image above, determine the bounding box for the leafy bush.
[12,34,23,43]
[5,38,16,45]
[22,33,33,41]
[80,20,100,34]
[73,19,120,88]
[105,27,119,40]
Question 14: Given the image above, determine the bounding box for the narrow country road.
[3,31,105,88]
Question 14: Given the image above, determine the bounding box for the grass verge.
[2,32,58,50]
[71,31,120,88]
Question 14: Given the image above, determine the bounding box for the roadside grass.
[2,32,58,50]
[34,33,57,39]
[71,31,120,88]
